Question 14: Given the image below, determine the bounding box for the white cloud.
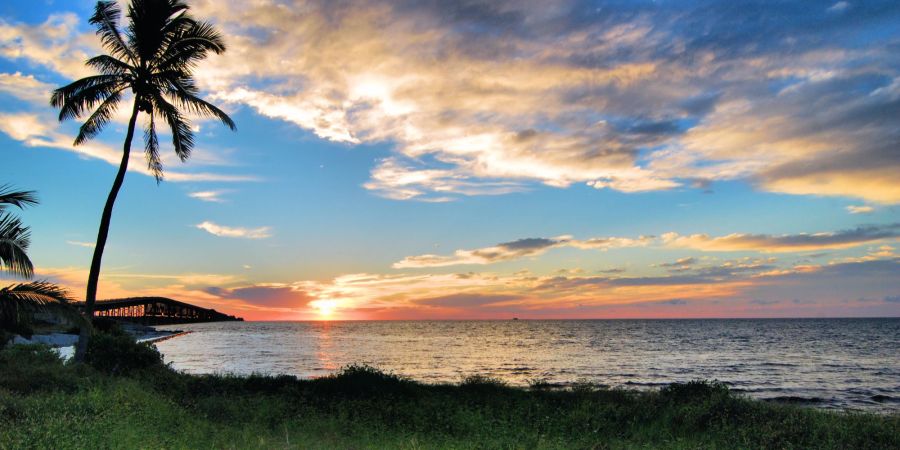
[189,190,229,203]
[0,14,97,78]
[0,71,53,103]
[846,205,874,214]
[195,221,271,239]
[0,112,256,183]
[65,240,94,248]
[661,224,900,253]
[827,2,850,13]
[395,235,653,268]
[4,2,899,203]
[0,16,249,184]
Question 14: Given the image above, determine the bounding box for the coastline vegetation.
[1,332,897,449]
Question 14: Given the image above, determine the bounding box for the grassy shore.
[0,339,898,450]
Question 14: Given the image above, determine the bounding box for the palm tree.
[1,282,80,343]
[51,0,235,360]
[0,187,79,347]
[0,185,38,279]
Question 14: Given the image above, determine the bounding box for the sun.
[309,299,339,318]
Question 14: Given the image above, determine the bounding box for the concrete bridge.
[78,297,243,325]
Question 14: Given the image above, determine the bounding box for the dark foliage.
[90,317,128,336]
[84,332,165,375]
[0,344,83,393]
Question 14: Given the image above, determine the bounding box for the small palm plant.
[0,186,81,348]
[0,186,37,278]
[51,0,235,359]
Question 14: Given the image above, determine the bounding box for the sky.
[1,0,899,320]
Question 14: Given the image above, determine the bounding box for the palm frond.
[153,21,226,73]
[74,90,125,146]
[51,75,126,121]
[0,213,33,279]
[0,281,87,331]
[168,79,235,130]
[152,93,194,161]
[85,54,135,76]
[144,113,163,182]
[89,1,136,64]
[128,0,190,65]
[0,185,38,211]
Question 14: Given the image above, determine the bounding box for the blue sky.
[1,0,899,319]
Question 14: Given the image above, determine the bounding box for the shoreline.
[8,325,190,360]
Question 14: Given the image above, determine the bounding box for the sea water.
[156,318,900,412]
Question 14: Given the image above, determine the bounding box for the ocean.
[156,318,900,412]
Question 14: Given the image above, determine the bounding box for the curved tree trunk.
[74,101,140,362]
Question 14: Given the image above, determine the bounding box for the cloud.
[0,112,256,183]
[396,223,898,269]
[885,295,900,303]
[662,224,900,252]
[659,257,696,268]
[658,299,688,306]
[413,293,521,308]
[0,71,53,103]
[189,190,229,203]
[363,158,526,202]
[195,221,271,239]
[6,2,900,202]
[65,240,94,248]
[0,17,251,184]
[32,254,900,320]
[394,236,573,268]
[204,285,313,308]
[827,1,851,13]
[394,234,654,268]
[0,14,97,78]
[183,0,900,202]
[846,205,874,214]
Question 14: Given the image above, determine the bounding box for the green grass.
[0,343,898,449]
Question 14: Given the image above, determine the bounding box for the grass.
[0,342,898,449]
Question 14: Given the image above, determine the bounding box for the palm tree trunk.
[74,101,140,362]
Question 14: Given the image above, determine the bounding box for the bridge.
[77,297,243,325]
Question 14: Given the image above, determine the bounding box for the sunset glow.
[309,299,339,319]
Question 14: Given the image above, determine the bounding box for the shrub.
[660,379,730,403]
[527,377,554,390]
[459,374,510,395]
[309,364,413,399]
[460,374,506,387]
[90,317,127,336]
[0,343,62,366]
[84,332,164,375]
[0,344,80,393]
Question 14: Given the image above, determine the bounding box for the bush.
[90,317,127,336]
[84,332,165,375]
[459,374,510,395]
[0,344,81,393]
[308,364,413,399]
[0,343,62,367]
[660,379,730,403]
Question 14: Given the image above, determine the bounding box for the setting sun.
[309,299,339,318]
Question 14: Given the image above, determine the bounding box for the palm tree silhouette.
[0,187,79,346]
[0,185,37,279]
[51,0,235,360]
